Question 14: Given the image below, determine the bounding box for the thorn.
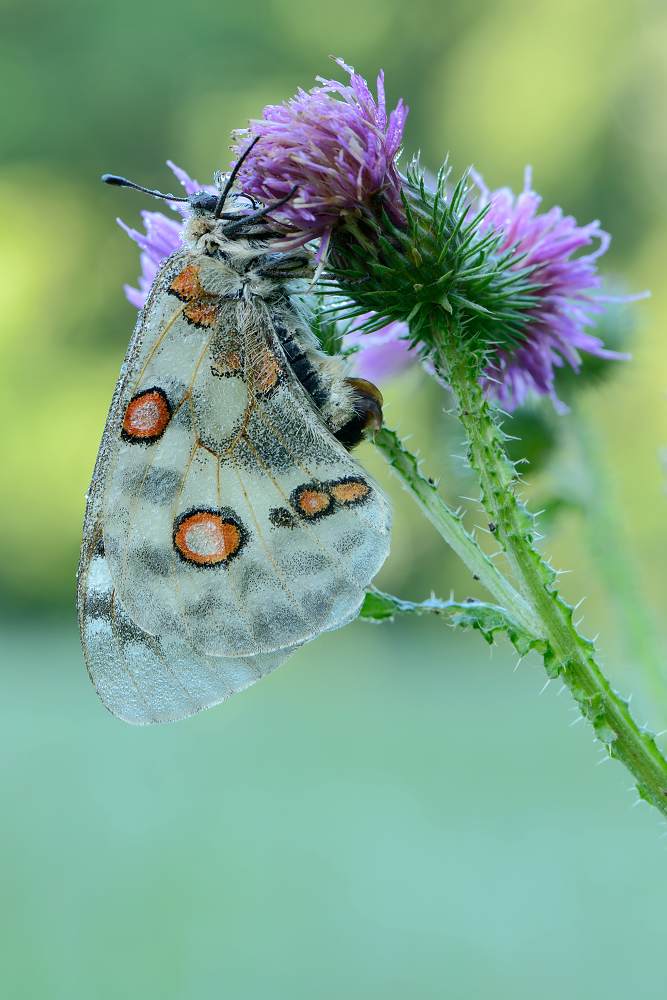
[556,684,566,697]
[574,617,584,628]
[569,715,583,727]
[596,754,611,765]
[573,596,586,612]
[538,680,550,695]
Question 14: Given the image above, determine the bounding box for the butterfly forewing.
[78,235,391,723]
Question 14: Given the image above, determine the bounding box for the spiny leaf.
[358,588,544,659]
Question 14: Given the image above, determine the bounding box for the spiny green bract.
[319,159,540,362]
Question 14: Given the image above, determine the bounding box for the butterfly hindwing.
[79,532,298,725]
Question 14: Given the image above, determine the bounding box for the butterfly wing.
[79,533,298,724]
[78,251,390,723]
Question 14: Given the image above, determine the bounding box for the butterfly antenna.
[101,174,190,202]
[213,135,261,219]
[220,185,299,235]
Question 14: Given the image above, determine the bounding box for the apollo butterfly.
[77,160,391,724]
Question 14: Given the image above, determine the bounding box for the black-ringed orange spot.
[328,477,371,507]
[290,483,335,520]
[122,388,172,445]
[169,264,221,327]
[173,508,247,567]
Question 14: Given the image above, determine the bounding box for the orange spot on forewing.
[290,483,335,520]
[169,264,204,301]
[169,264,220,327]
[183,300,220,328]
[122,388,172,443]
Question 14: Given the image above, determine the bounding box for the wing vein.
[229,453,310,620]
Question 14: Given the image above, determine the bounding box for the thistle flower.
[231,57,408,259]
[325,166,636,411]
[472,167,631,412]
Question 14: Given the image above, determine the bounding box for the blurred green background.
[3,0,667,996]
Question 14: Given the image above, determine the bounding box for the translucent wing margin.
[79,533,296,724]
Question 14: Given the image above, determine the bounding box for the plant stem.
[374,427,540,637]
[425,321,667,815]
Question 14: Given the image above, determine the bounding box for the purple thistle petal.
[231,57,408,245]
[118,161,202,307]
[343,316,415,383]
[123,282,148,310]
[471,166,632,411]
[166,160,203,197]
[119,211,183,308]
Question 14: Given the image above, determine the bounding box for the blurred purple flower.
[343,317,414,383]
[118,162,213,308]
[232,57,408,260]
[472,167,631,412]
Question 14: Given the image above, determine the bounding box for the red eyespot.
[122,388,172,444]
[173,509,246,566]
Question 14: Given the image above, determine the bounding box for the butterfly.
[77,158,391,724]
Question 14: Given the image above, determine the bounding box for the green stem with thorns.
[373,315,667,818]
[374,428,540,638]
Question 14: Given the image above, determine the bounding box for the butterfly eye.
[189,192,219,213]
